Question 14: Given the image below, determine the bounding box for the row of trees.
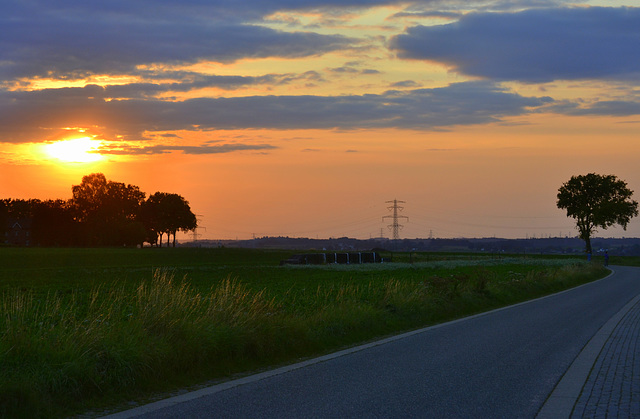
[1,173,197,247]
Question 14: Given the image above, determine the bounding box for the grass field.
[0,247,609,418]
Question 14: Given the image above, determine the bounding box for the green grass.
[0,248,608,418]
[606,255,640,267]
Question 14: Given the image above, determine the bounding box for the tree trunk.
[172,230,176,247]
[585,236,592,256]
[159,232,163,247]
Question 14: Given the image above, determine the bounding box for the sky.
[2,0,640,241]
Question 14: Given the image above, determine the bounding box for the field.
[0,247,608,418]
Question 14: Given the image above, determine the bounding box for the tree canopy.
[70,173,148,245]
[557,173,638,254]
[141,192,197,247]
[2,173,197,247]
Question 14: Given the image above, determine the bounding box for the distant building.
[5,218,32,246]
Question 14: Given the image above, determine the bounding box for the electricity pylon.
[383,199,408,240]
[192,215,206,242]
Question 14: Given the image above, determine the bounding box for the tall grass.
[0,261,606,418]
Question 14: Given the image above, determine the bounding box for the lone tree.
[557,173,638,254]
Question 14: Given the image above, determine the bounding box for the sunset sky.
[2,0,640,241]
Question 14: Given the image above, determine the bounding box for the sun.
[44,137,105,163]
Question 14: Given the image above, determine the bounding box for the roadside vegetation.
[606,256,640,267]
[0,248,608,418]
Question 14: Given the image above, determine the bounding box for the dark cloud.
[328,66,379,76]
[0,81,553,143]
[391,10,462,20]
[2,70,325,102]
[8,0,405,22]
[103,72,323,98]
[390,0,573,20]
[1,2,358,81]
[585,101,640,116]
[549,100,640,117]
[99,143,277,156]
[329,66,361,74]
[390,80,421,88]
[4,1,606,86]
[391,7,640,82]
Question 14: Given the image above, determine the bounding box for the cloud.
[37,72,325,99]
[99,143,277,156]
[390,0,573,20]
[3,1,595,84]
[1,2,358,81]
[391,7,640,83]
[390,80,421,88]
[550,100,640,117]
[0,81,553,143]
[391,10,462,20]
[329,66,361,74]
[328,66,381,77]
[9,0,404,23]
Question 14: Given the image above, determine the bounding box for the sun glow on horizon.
[44,137,105,163]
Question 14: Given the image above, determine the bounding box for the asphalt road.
[110,266,640,419]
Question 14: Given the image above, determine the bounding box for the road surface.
[107,266,640,418]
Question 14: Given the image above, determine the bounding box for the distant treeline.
[1,173,196,247]
[221,236,640,256]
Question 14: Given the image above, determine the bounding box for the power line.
[383,199,409,240]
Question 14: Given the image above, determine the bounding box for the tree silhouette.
[32,200,78,246]
[71,173,109,223]
[557,173,639,254]
[0,200,8,239]
[142,192,197,247]
[2,174,196,248]
[71,173,146,246]
[140,192,168,246]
